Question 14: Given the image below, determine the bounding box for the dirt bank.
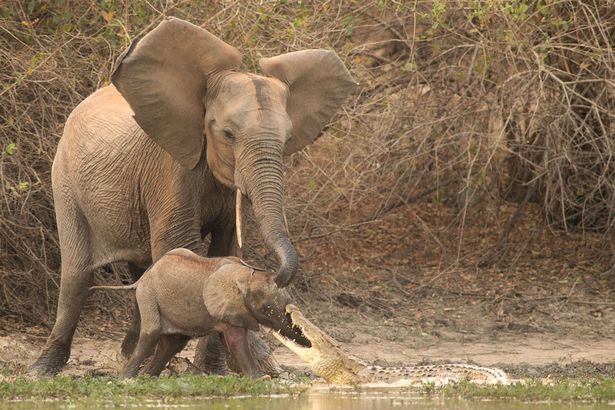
[2,202,615,379]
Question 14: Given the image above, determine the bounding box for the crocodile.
[272,304,510,385]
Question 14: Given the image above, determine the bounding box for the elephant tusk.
[236,189,243,249]
[283,209,290,234]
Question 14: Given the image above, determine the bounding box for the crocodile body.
[273,304,510,385]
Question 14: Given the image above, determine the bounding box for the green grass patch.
[433,378,615,403]
[0,374,306,404]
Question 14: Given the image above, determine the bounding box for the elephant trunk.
[237,137,298,287]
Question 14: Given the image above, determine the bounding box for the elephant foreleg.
[222,325,264,378]
[193,333,228,375]
[227,330,280,377]
[206,222,241,258]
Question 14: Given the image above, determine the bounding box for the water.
[3,393,613,410]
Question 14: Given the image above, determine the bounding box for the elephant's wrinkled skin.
[91,249,310,378]
[30,17,356,375]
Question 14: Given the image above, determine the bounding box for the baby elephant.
[90,248,310,378]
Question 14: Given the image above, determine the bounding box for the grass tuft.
[0,374,306,404]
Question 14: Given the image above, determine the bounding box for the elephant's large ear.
[111,17,242,169]
[259,50,358,155]
[202,264,259,331]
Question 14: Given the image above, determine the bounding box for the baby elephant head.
[203,262,310,347]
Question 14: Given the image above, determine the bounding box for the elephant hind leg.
[141,334,190,376]
[29,205,93,375]
[121,263,146,359]
[29,265,93,375]
[122,290,160,378]
[122,329,160,378]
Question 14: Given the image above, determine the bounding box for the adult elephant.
[30,17,357,375]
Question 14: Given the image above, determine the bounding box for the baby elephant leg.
[121,263,146,359]
[122,328,160,378]
[141,334,190,376]
[222,325,265,378]
[122,292,160,378]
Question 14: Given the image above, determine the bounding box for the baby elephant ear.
[259,49,358,155]
[202,264,259,331]
[111,17,242,169]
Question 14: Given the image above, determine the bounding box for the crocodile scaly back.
[357,363,510,385]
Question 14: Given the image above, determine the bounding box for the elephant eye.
[223,127,235,141]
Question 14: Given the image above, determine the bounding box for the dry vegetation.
[1,0,614,325]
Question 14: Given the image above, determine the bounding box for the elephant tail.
[89,283,138,292]
[90,264,151,292]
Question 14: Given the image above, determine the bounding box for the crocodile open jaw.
[272,304,363,384]
[273,304,511,385]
